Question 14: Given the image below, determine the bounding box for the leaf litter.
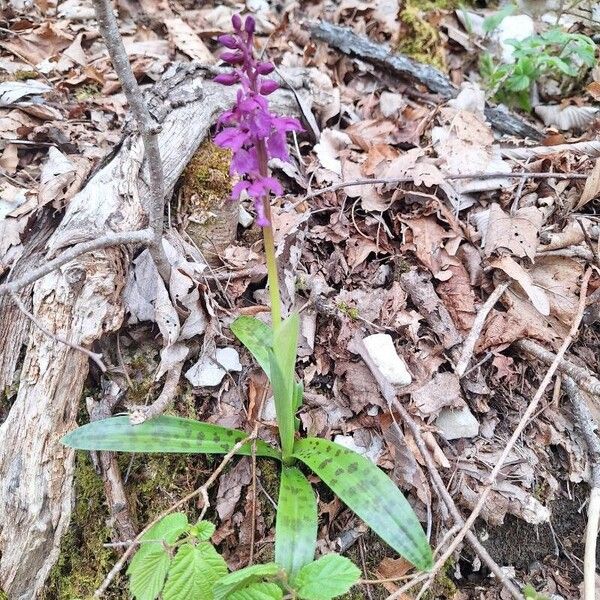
[1,0,600,598]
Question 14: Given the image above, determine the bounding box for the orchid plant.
[62,14,433,599]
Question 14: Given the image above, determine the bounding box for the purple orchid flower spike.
[213,14,303,226]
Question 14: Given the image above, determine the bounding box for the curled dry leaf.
[481,204,542,262]
[575,158,600,210]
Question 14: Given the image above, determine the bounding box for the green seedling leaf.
[162,541,227,600]
[190,519,216,541]
[294,554,361,600]
[127,513,188,600]
[62,416,280,460]
[228,583,283,600]
[214,563,282,600]
[482,4,515,33]
[231,316,273,379]
[275,466,317,581]
[293,438,433,571]
[269,312,300,460]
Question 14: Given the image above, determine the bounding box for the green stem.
[257,140,282,330]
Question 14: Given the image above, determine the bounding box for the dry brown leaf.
[576,157,600,209]
[0,144,18,174]
[490,255,550,315]
[216,458,251,521]
[483,203,542,262]
[164,17,215,64]
[411,372,463,417]
[436,262,476,332]
[0,22,72,65]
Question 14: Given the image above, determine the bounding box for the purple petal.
[214,73,240,85]
[260,80,279,95]
[218,34,239,49]
[232,180,251,199]
[267,131,289,161]
[257,62,275,75]
[232,14,242,31]
[221,51,244,65]
[214,127,248,151]
[231,148,258,175]
[272,115,304,133]
[244,16,256,34]
[254,198,269,227]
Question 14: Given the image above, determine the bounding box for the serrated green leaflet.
[275,467,317,581]
[61,416,280,459]
[294,554,360,600]
[162,542,227,600]
[292,438,433,571]
[231,316,273,379]
[228,582,283,600]
[191,519,216,541]
[213,563,281,600]
[269,313,299,460]
[127,513,188,600]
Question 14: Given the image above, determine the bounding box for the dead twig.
[388,268,591,600]
[353,336,523,600]
[128,361,185,424]
[516,338,600,397]
[90,0,171,282]
[93,432,256,597]
[563,375,600,600]
[10,292,107,372]
[455,281,511,377]
[294,171,589,206]
[0,228,153,297]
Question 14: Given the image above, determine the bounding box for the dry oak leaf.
[482,203,542,262]
[164,17,215,64]
[576,157,600,210]
[489,255,550,316]
[411,372,464,417]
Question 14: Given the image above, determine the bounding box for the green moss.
[44,453,123,600]
[74,84,100,101]
[422,558,457,600]
[336,302,360,320]
[398,1,447,69]
[14,70,38,80]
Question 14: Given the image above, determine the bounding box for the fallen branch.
[10,292,107,372]
[455,281,511,377]
[0,228,153,297]
[516,338,600,397]
[128,361,185,424]
[94,432,256,597]
[296,171,588,205]
[564,375,600,600]
[310,21,543,140]
[91,0,171,282]
[387,269,592,600]
[502,140,600,161]
[353,336,523,600]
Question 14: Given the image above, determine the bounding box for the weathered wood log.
[310,21,544,141]
[0,63,304,598]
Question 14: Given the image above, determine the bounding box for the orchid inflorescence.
[213,14,302,226]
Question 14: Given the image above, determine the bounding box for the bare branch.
[385,268,592,600]
[0,228,153,297]
[128,361,184,424]
[90,0,171,281]
[456,281,511,377]
[10,293,107,372]
[516,338,600,397]
[564,376,600,600]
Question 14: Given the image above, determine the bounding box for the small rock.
[333,434,383,464]
[238,204,254,227]
[379,91,405,118]
[363,333,412,386]
[185,347,242,387]
[435,405,479,440]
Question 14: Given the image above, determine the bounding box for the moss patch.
[397,1,448,70]
[43,453,122,600]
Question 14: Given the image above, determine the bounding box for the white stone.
[435,405,479,440]
[496,15,534,64]
[185,347,241,387]
[238,204,254,228]
[363,333,412,386]
[333,434,383,464]
[261,396,277,422]
[379,91,405,118]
